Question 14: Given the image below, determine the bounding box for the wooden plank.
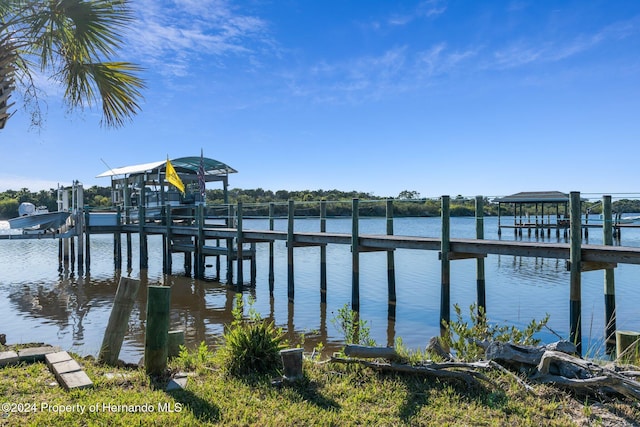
[359,246,393,252]
[447,252,487,260]
[580,261,617,272]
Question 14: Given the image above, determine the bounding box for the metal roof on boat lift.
[493,191,571,203]
[96,157,238,180]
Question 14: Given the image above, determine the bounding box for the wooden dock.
[5,192,639,356]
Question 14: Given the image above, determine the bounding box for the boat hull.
[8,211,71,231]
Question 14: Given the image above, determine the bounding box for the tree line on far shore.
[1,187,639,220]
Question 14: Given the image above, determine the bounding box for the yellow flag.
[165,158,185,195]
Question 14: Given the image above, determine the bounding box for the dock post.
[196,204,205,279]
[139,204,148,269]
[569,191,582,355]
[84,209,91,272]
[75,184,84,273]
[226,205,234,285]
[320,200,327,304]
[165,204,172,274]
[287,200,295,303]
[125,207,132,271]
[268,203,275,294]
[114,206,122,271]
[440,195,451,337]
[139,187,148,270]
[386,200,396,308]
[602,195,616,352]
[236,202,244,290]
[250,242,256,286]
[476,196,486,316]
[351,198,360,312]
[144,285,171,375]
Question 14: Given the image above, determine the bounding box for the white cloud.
[127,0,273,78]
[491,16,640,69]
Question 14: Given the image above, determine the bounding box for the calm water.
[1,215,639,363]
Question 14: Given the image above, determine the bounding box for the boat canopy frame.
[96,156,237,209]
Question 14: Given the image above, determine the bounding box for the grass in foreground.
[0,349,638,426]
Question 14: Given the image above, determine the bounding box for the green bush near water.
[214,295,286,378]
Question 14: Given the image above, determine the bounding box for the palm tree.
[0,0,144,130]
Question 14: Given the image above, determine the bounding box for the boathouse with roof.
[494,191,573,237]
[96,156,237,212]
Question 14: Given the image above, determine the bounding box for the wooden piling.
[226,205,234,285]
[195,204,205,279]
[440,196,451,337]
[268,203,275,294]
[75,185,84,272]
[167,330,185,358]
[352,198,360,312]
[602,195,616,351]
[114,206,122,270]
[616,331,640,363]
[320,200,327,304]
[287,200,295,303]
[139,189,148,269]
[144,285,171,375]
[236,202,244,289]
[98,277,141,365]
[569,191,582,355]
[386,199,396,306]
[84,210,91,272]
[476,195,486,315]
[165,205,173,274]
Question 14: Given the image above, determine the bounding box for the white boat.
[8,202,71,232]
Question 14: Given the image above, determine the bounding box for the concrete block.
[45,351,73,367]
[59,370,93,390]
[17,346,61,363]
[0,351,19,367]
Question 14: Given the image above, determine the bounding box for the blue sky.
[2,0,640,199]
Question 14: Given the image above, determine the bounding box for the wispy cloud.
[288,43,477,104]
[127,0,274,77]
[491,16,640,69]
[388,0,447,26]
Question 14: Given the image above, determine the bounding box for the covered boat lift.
[494,191,574,237]
[96,156,237,215]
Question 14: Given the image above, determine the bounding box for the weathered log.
[532,350,640,400]
[536,350,591,379]
[330,356,492,386]
[344,345,399,360]
[486,341,576,366]
[426,336,453,361]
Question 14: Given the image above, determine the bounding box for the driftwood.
[426,336,453,361]
[485,340,576,366]
[333,342,640,401]
[343,345,400,360]
[330,355,493,387]
[532,350,640,400]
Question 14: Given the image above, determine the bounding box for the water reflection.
[2,216,640,363]
[5,265,346,362]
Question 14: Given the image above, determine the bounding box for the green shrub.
[440,304,550,361]
[174,341,215,372]
[331,303,376,347]
[217,295,286,377]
